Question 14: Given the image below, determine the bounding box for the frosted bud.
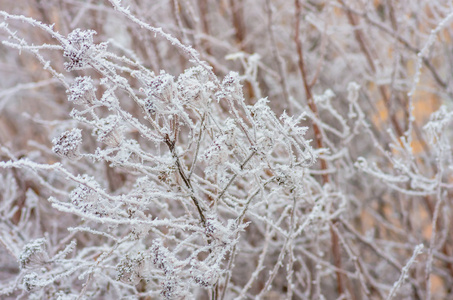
[52,128,82,159]
[216,71,242,101]
[347,82,361,103]
[177,66,211,106]
[205,218,233,244]
[314,89,335,105]
[151,241,175,276]
[22,272,39,291]
[116,253,146,285]
[203,135,229,165]
[192,268,219,288]
[67,76,96,105]
[424,105,452,139]
[143,71,176,114]
[63,29,107,71]
[19,238,49,269]
[69,176,110,217]
[93,115,123,146]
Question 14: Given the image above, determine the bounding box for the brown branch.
[229,0,246,49]
[344,4,447,89]
[265,0,290,105]
[294,0,346,297]
[338,7,451,280]
[294,0,328,185]
[198,0,213,56]
[338,0,403,138]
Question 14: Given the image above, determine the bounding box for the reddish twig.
[294,0,346,297]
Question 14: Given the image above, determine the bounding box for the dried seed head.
[177,66,213,107]
[142,71,176,114]
[19,238,48,269]
[63,29,107,71]
[52,128,82,159]
[22,272,39,292]
[67,76,97,105]
[116,253,146,285]
[93,115,123,147]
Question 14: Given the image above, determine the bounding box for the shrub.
[1,1,453,299]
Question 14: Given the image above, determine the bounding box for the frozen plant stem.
[215,149,256,204]
[387,244,423,300]
[338,0,405,139]
[164,134,207,226]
